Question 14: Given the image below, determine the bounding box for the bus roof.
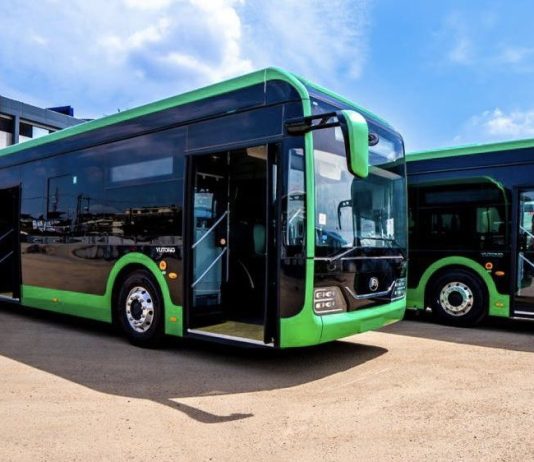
[295,75,395,130]
[0,67,391,160]
[0,67,308,159]
[407,137,534,162]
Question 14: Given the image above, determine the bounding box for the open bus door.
[185,145,278,345]
[513,188,534,318]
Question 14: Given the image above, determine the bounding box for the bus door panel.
[191,164,228,314]
[263,144,280,345]
[0,186,21,300]
[513,188,534,316]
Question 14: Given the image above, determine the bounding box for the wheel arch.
[110,263,159,324]
[424,264,488,309]
[410,256,509,316]
[105,253,183,336]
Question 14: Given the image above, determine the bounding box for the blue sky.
[1,0,534,151]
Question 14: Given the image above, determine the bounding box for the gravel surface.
[0,305,533,461]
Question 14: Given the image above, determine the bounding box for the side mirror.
[337,110,369,178]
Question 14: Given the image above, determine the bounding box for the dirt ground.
[0,305,533,462]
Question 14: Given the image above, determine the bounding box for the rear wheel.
[117,270,164,347]
[429,270,487,327]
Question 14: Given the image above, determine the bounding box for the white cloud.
[455,108,534,144]
[448,37,473,65]
[436,9,534,73]
[100,18,172,57]
[497,46,534,67]
[438,12,475,66]
[29,33,48,46]
[499,47,529,64]
[0,0,254,115]
[123,0,175,9]
[97,1,253,86]
[0,0,371,117]
[482,108,534,137]
[240,0,371,84]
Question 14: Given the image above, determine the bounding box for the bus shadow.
[0,303,387,424]
[381,311,534,353]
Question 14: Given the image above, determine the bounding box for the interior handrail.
[288,208,303,225]
[519,252,534,270]
[520,225,534,240]
[0,251,13,265]
[192,210,228,250]
[0,228,14,244]
[191,247,228,288]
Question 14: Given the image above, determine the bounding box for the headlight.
[314,286,347,314]
[392,278,406,300]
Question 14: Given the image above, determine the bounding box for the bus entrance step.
[512,308,534,319]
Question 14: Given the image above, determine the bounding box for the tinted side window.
[283,148,305,250]
[414,181,507,250]
[105,180,183,242]
[110,156,173,183]
[22,127,186,244]
[21,159,60,242]
[46,174,79,237]
[102,129,185,242]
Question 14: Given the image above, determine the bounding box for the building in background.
[0,95,83,148]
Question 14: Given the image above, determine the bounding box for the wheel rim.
[439,281,474,317]
[125,286,155,333]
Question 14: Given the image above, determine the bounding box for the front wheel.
[429,270,487,327]
[117,270,164,347]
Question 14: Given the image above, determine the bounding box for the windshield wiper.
[321,246,360,262]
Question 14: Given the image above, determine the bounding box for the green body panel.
[280,260,322,348]
[280,296,405,348]
[21,253,184,336]
[320,298,405,343]
[407,137,534,162]
[406,256,510,317]
[0,67,310,160]
[279,99,321,348]
[22,285,111,322]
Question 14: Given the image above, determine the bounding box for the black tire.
[429,269,487,327]
[117,270,164,347]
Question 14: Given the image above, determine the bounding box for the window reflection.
[111,157,173,183]
[20,129,185,247]
[283,148,305,250]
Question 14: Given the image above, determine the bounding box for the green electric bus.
[0,68,407,348]
[407,138,534,326]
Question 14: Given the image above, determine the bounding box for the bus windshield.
[311,98,407,257]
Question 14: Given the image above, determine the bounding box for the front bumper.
[318,297,406,343]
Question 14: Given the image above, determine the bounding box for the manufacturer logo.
[369,277,379,292]
[156,247,176,254]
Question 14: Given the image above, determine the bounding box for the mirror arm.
[286,112,376,145]
[286,109,370,179]
[285,112,339,135]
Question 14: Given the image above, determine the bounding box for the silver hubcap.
[439,281,474,317]
[125,286,155,333]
